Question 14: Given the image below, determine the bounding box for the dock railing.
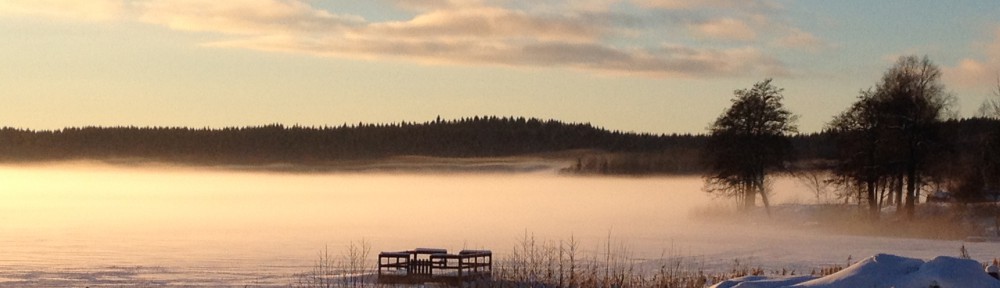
[377,248,492,285]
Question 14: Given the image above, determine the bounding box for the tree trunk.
[894,174,903,211]
[867,179,879,220]
[877,180,886,209]
[883,178,892,206]
[905,168,917,220]
[757,175,771,217]
[743,181,755,211]
[857,184,863,209]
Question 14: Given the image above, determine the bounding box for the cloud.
[207,31,788,77]
[364,7,605,43]
[632,0,778,11]
[639,0,826,52]
[0,0,796,78]
[385,0,484,11]
[943,27,1000,90]
[774,28,827,52]
[135,0,363,35]
[946,59,993,87]
[176,0,787,77]
[689,18,756,42]
[509,0,625,13]
[0,0,124,21]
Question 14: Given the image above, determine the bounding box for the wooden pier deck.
[377,248,492,285]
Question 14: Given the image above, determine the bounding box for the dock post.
[458,256,464,287]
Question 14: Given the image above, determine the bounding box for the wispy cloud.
[773,28,828,52]
[136,0,363,35]
[363,7,605,43]
[1,0,809,78]
[631,0,779,11]
[636,0,825,53]
[689,18,756,42]
[384,0,483,12]
[943,27,1000,90]
[207,34,787,77]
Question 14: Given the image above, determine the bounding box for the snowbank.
[711,275,817,288]
[709,253,1000,288]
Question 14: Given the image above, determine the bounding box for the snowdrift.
[710,253,1000,288]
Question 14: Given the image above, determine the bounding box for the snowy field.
[1,163,999,287]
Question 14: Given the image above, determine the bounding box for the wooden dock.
[377,248,492,285]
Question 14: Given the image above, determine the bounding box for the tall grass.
[290,239,371,288]
[288,235,844,288]
[491,232,777,288]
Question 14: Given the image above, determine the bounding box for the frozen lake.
[1,162,998,287]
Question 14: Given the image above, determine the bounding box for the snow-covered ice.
[710,253,1000,288]
[4,167,1000,287]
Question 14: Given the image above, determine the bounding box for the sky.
[1,0,998,134]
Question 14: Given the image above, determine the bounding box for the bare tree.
[829,55,953,220]
[795,169,836,204]
[979,74,1000,118]
[829,89,889,219]
[704,79,798,215]
[973,74,1000,201]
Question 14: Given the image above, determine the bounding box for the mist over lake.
[2,162,999,287]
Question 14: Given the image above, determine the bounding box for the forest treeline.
[0,116,701,167]
[0,115,994,176]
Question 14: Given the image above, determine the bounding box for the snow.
[711,275,817,288]
[710,253,1000,288]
